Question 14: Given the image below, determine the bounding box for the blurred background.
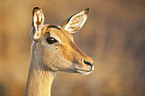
[0,0,145,96]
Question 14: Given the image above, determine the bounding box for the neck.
[25,45,56,96]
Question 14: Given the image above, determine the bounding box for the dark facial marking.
[55,48,58,50]
[47,25,61,30]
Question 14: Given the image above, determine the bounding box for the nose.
[84,60,94,66]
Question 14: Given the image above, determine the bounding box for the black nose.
[84,60,93,66]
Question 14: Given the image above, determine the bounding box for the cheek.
[54,54,74,71]
[41,42,75,71]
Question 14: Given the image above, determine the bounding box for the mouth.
[75,65,94,75]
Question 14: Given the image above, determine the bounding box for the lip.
[77,70,93,75]
[75,65,94,75]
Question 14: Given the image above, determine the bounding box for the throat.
[25,62,56,96]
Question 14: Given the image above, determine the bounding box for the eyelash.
[46,37,58,44]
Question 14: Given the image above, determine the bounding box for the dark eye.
[46,37,58,44]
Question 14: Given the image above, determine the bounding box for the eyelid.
[45,32,63,44]
[53,36,63,44]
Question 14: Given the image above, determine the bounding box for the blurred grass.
[0,0,145,96]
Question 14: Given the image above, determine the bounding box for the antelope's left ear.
[60,8,90,33]
[30,7,44,41]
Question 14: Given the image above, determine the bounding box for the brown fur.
[25,7,94,96]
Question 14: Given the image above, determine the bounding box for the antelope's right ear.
[30,7,44,41]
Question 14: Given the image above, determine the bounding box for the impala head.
[30,7,94,75]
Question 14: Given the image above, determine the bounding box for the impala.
[25,7,94,96]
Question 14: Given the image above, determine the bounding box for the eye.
[46,37,58,44]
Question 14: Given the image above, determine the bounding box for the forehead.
[43,24,73,40]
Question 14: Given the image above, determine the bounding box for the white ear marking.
[30,7,45,41]
[33,9,44,40]
[61,8,90,33]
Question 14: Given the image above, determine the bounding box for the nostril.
[84,60,93,66]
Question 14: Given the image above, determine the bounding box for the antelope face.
[30,7,94,75]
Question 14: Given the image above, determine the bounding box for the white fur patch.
[33,9,44,40]
[63,10,88,33]
[54,36,63,44]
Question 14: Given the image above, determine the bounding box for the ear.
[60,8,90,33]
[30,7,44,41]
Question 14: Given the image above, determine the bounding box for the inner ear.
[60,8,90,33]
[30,7,45,41]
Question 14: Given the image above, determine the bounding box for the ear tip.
[84,8,90,15]
[33,7,41,15]
[85,8,90,10]
[34,7,40,9]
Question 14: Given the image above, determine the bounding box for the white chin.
[77,70,92,75]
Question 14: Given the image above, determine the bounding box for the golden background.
[0,0,145,96]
